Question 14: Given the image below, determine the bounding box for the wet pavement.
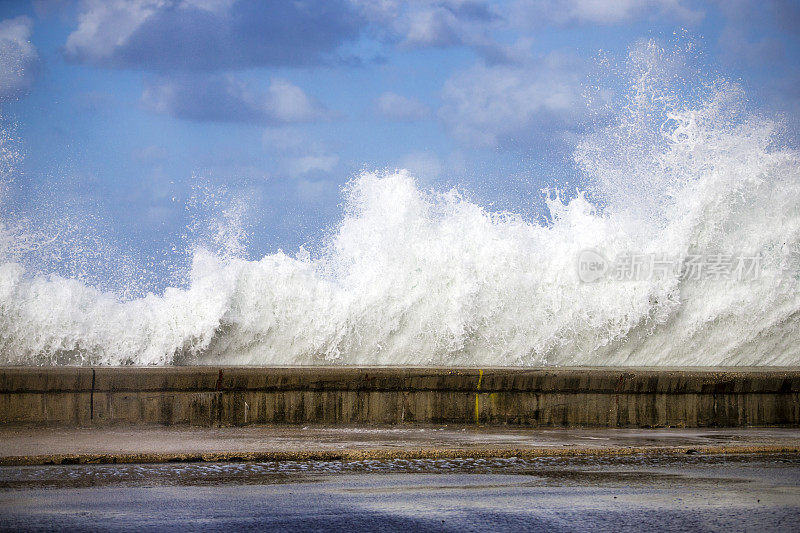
[0,454,798,532]
[1,426,799,465]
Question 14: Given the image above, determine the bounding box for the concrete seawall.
[1,367,798,428]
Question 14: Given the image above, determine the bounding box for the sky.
[0,0,798,293]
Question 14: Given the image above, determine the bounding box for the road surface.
[1,453,798,532]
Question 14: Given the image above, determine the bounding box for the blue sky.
[1,0,798,293]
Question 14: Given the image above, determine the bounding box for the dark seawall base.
[1,367,798,428]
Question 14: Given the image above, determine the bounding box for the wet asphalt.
[0,454,798,532]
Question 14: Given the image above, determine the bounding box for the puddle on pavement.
[0,454,797,490]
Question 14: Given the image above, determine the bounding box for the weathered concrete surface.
[0,426,798,466]
[1,367,798,427]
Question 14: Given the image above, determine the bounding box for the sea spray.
[0,40,798,366]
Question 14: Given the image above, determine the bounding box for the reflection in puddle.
[0,454,797,490]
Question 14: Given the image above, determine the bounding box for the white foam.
[1,41,799,366]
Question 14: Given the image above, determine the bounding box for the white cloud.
[354,0,701,53]
[402,5,463,47]
[65,0,162,64]
[354,0,514,63]
[0,16,38,100]
[511,0,703,26]
[142,75,330,125]
[376,92,430,121]
[355,0,497,46]
[64,0,363,70]
[439,53,588,149]
[267,79,330,123]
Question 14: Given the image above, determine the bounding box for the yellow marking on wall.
[475,369,483,424]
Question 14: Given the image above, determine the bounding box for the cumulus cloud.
[398,0,498,47]
[511,0,703,26]
[439,53,589,150]
[141,75,330,125]
[354,0,516,63]
[66,0,708,73]
[355,0,701,60]
[0,16,38,100]
[375,92,430,121]
[65,0,364,70]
